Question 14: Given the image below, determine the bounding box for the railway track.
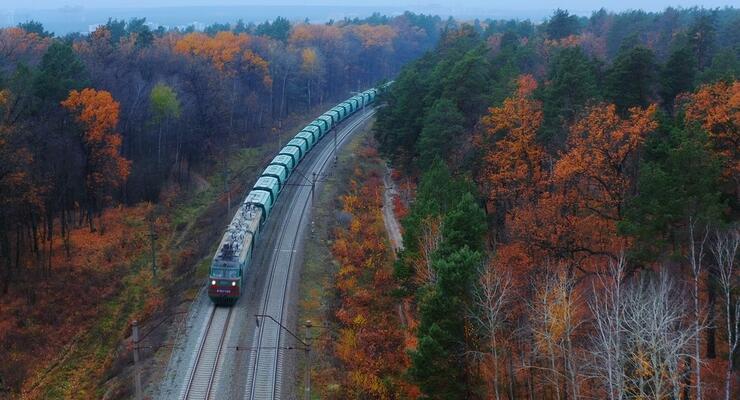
[182,306,233,400]
[245,109,376,400]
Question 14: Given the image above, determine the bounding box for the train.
[208,83,391,305]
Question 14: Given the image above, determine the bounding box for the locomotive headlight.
[211,280,216,285]
[231,281,237,286]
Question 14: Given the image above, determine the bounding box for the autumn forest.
[0,4,739,400]
[0,13,438,397]
[372,6,739,400]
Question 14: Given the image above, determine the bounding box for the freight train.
[208,84,389,304]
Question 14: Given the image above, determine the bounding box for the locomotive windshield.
[210,268,240,279]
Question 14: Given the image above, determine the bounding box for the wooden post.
[305,320,312,400]
[132,320,143,400]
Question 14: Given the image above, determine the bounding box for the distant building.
[145,21,168,31]
[178,21,206,32]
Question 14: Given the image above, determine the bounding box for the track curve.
[244,109,376,400]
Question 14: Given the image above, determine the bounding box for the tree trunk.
[307,79,311,110]
[723,274,736,400]
[526,349,534,400]
[492,336,501,400]
[229,79,237,136]
[279,71,289,122]
[33,216,39,257]
[47,229,53,278]
[683,357,692,400]
[1,227,9,295]
[693,270,703,400]
[175,126,181,183]
[157,122,162,167]
[15,229,21,278]
[706,277,717,359]
[508,350,516,400]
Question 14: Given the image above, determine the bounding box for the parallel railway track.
[244,109,376,400]
[175,109,374,400]
[182,306,233,400]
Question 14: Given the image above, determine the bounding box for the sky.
[2,1,736,13]
[0,1,735,34]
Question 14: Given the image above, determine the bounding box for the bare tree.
[470,262,513,400]
[590,265,704,400]
[528,268,584,400]
[621,270,701,399]
[711,227,739,400]
[688,217,709,400]
[589,255,627,400]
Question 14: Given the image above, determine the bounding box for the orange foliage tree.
[175,31,249,74]
[485,87,658,276]
[289,24,344,50]
[555,103,658,222]
[0,27,51,63]
[682,81,740,196]
[62,88,130,223]
[174,31,271,86]
[517,104,656,271]
[480,75,546,213]
[352,24,398,49]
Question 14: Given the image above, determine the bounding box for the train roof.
[296,131,315,143]
[254,176,280,194]
[213,203,261,265]
[270,154,294,169]
[302,125,320,134]
[245,190,272,221]
[263,164,288,180]
[279,145,301,161]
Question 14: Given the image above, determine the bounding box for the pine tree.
[33,42,86,104]
[540,46,600,144]
[416,98,464,167]
[605,46,657,114]
[660,44,696,112]
[545,9,581,40]
[411,247,484,399]
[620,122,723,261]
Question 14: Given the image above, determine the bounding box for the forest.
[370,6,740,400]
[0,12,441,397]
[1,4,738,399]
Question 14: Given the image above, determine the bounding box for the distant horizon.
[0,3,736,35]
[1,0,736,11]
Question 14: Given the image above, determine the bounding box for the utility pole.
[304,320,312,400]
[132,320,143,400]
[311,172,317,205]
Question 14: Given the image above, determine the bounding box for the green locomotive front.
[208,204,262,305]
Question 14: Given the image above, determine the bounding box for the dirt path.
[382,166,404,256]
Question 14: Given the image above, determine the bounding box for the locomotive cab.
[208,256,243,305]
[207,203,260,305]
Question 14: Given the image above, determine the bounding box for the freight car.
[208,83,391,304]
